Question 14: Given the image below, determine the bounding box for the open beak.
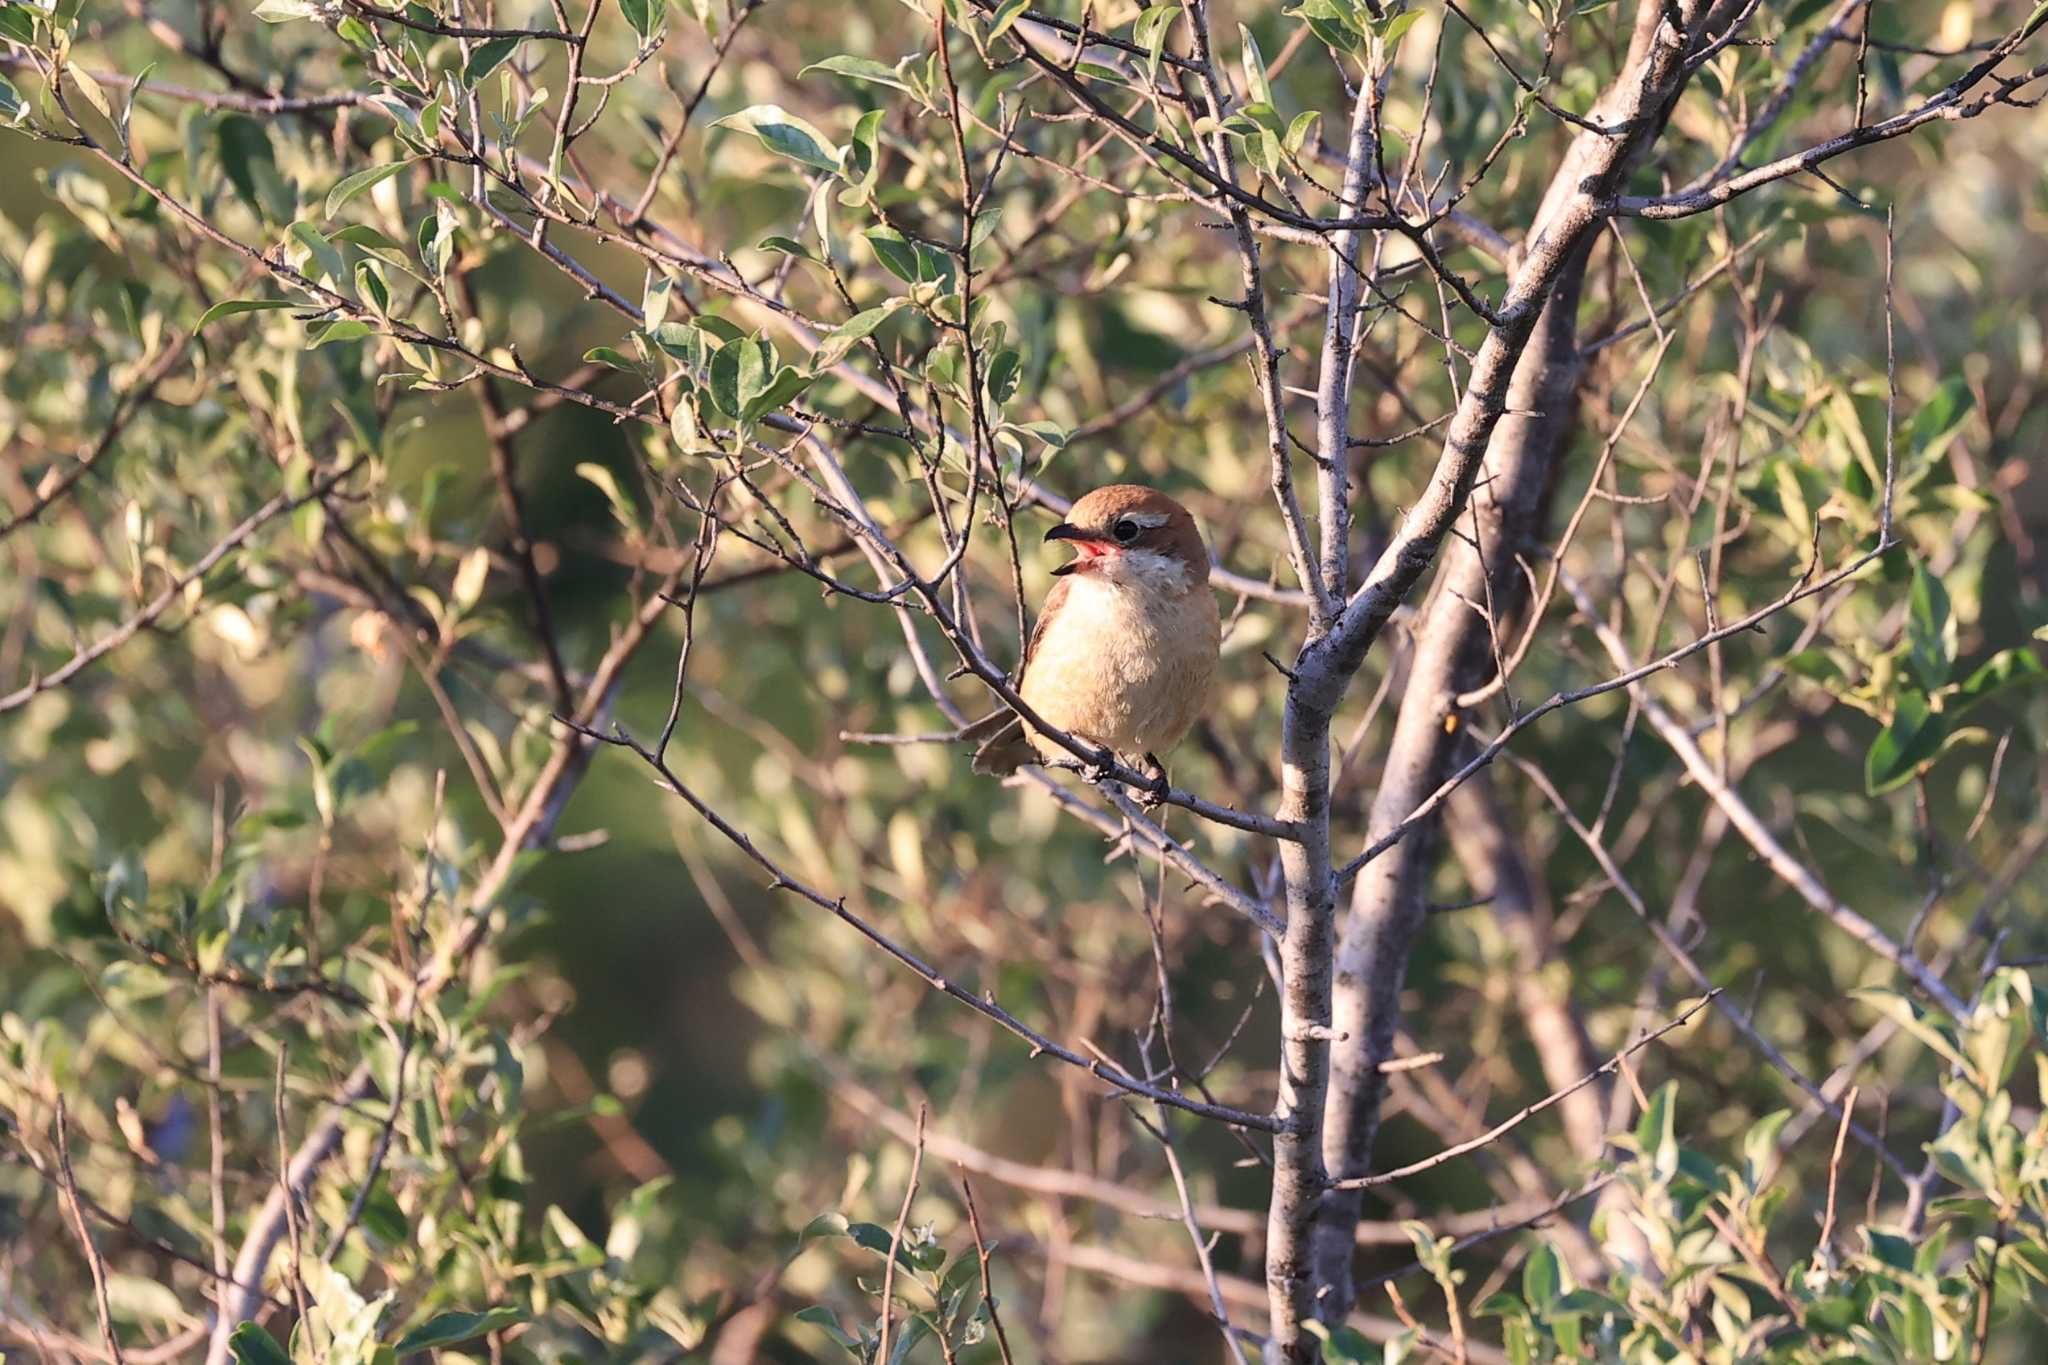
[1046,522,1111,576]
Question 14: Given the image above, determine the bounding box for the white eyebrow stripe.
[1122,511,1171,527]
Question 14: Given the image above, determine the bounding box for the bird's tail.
[962,710,1035,775]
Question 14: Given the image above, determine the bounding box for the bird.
[967,484,1220,783]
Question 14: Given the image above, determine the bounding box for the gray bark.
[1308,247,1590,1320]
[1301,0,1700,1324]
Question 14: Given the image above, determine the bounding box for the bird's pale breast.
[1019,573,1218,760]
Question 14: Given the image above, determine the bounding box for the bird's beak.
[1046,522,1110,576]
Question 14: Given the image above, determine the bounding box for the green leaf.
[1955,647,2047,708]
[757,234,816,260]
[912,241,955,290]
[1376,8,1425,50]
[305,319,374,348]
[812,300,906,370]
[969,209,1003,254]
[1305,1320,1385,1363]
[1865,689,1949,794]
[642,271,674,334]
[218,115,296,221]
[1007,419,1067,448]
[228,1324,292,1365]
[1906,562,1956,691]
[1228,21,1277,107]
[1522,1243,1562,1315]
[114,60,154,154]
[742,366,814,421]
[984,346,1021,406]
[1133,6,1176,82]
[713,104,840,174]
[924,341,964,390]
[355,259,388,314]
[331,223,404,252]
[251,0,318,20]
[800,54,913,93]
[325,160,411,218]
[670,393,706,451]
[1864,1224,1918,1271]
[843,107,884,191]
[692,314,748,344]
[1549,1289,1625,1319]
[618,0,666,41]
[650,321,708,366]
[795,1304,861,1355]
[197,298,299,328]
[462,36,521,87]
[887,1316,932,1365]
[290,222,347,283]
[1288,0,1360,52]
[709,336,772,419]
[450,545,490,613]
[417,200,456,278]
[844,1219,925,1271]
[0,4,38,43]
[1853,987,1971,1072]
[1741,1108,1791,1189]
[862,225,921,283]
[1285,110,1321,158]
[1238,23,1273,106]
[394,1307,527,1353]
[575,462,638,528]
[582,345,641,372]
[1634,1080,1678,1180]
[986,0,1030,41]
[1768,457,1817,546]
[1900,375,1974,466]
[798,1211,850,1245]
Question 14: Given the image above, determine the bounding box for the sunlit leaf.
[394,1307,527,1353]
[812,300,906,370]
[713,103,841,174]
[1865,689,1948,794]
[324,160,411,218]
[1906,562,1956,691]
[800,54,913,93]
[197,298,300,328]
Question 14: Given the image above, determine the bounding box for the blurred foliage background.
[2,0,2047,1360]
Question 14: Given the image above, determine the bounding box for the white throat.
[1096,548,1192,596]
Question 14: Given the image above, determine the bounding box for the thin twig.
[876,1104,927,1365]
[958,1172,1017,1365]
[1817,1084,1859,1257]
[1327,992,1717,1190]
[54,1099,126,1365]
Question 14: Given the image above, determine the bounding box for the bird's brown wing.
[968,579,1071,774]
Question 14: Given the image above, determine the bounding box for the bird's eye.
[1112,518,1139,543]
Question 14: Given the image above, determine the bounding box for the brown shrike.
[968,485,1219,778]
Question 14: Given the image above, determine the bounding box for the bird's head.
[1045,485,1207,595]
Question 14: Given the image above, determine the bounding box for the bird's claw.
[1138,753,1171,808]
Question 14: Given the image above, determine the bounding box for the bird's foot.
[1138,752,1171,808]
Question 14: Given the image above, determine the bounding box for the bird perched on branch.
[967,485,1219,782]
